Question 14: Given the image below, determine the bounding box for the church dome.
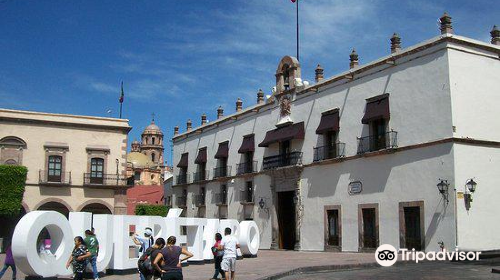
[142,121,163,135]
[127,152,155,169]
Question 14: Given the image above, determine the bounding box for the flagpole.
[296,0,299,61]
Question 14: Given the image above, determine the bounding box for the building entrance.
[277,191,296,250]
[404,206,422,250]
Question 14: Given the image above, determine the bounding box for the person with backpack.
[84,230,99,280]
[133,227,155,280]
[210,233,224,280]
[153,236,193,280]
[66,236,91,280]
[138,238,165,280]
[0,243,16,280]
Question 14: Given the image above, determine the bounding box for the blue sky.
[1,0,498,165]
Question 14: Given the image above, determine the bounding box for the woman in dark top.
[153,236,193,280]
[66,236,91,280]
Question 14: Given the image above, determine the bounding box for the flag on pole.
[119,81,124,103]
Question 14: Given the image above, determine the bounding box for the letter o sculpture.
[12,211,74,277]
[239,221,260,256]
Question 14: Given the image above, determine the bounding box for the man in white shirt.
[218,227,240,280]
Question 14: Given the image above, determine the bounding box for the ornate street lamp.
[436,179,449,204]
[466,179,477,193]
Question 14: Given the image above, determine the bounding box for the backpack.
[138,247,156,276]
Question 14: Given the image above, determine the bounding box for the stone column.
[294,180,303,251]
[270,183,279,250]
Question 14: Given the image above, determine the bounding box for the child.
[66,236,91,280]
[211,233,224,280]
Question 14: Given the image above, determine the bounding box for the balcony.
[313,142,346,162]
[39,170,71,185]
[236,161,258,175]
[214,193,228,206]
[176,196,187,208]
[193,170,209,183]
[240,190,254,205]
[83,173,127,186]
[213,166,231,179]
[176,173,189,185]
[194,194,206,207]
[263,151,303,170]
[357,130,398,154]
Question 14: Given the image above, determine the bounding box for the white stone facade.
[170,33,500,253]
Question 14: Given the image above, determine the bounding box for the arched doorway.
[80,203,112,215]
[37,201,70,218]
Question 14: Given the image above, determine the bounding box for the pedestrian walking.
[133,227,155,280]
[138,238,165,280]
[66,236,91,280]
[210,233,224,280]
[153,236,193,280]
[218,228,240,280]
[84,229,100,280]
[0,244,16,280]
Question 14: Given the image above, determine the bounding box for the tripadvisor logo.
[375,244,482,267]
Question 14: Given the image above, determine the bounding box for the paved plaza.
[2,250,500,280]
[0,250,375,280]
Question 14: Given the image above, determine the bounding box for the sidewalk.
[0,250,376,280]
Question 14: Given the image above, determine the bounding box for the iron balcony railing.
[39,170,72,185]
[357,130,398,154]
[194,194,206,206]
[83,173,127,186]
[240,190,254,204]
[236,161,258,175]
[176,196,187,208]
[193,170,209,182]
[263,151,303,170]
[214,193,228,205]
[176,173,189,185]
[313,142,346,162]
[213,166,232,179]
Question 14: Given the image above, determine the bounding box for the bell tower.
[140,116,164,168]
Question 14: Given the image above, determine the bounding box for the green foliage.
[135,204,169,217]
[0,165,28,216]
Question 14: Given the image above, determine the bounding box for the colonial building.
[126,119,165,185]
[0,108,131,216]
[170,15,500,253]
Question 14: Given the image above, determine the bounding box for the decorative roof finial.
[439,12,453,34]
[349,49,359,69]
[491,25,500,45]
[390,33,401,53]
[315,64,324,82]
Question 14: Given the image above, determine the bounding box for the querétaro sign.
[12,209,260,277]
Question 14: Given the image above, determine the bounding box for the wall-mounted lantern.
[436,179,449,204]
[258,198,266,210]
[464,179,477,211]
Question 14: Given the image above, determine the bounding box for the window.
[282,64,290,90]
[90,158,104,184]
[327,209,340,247]
[47,155,62,182]
[221,184,228,204]
[151,152,156,162]
[152,137,156,145]
[4,159,17,165]
[245,181,254,203]
[134,171,141,181]
[370,119,387,151]
[325,131,338,158]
